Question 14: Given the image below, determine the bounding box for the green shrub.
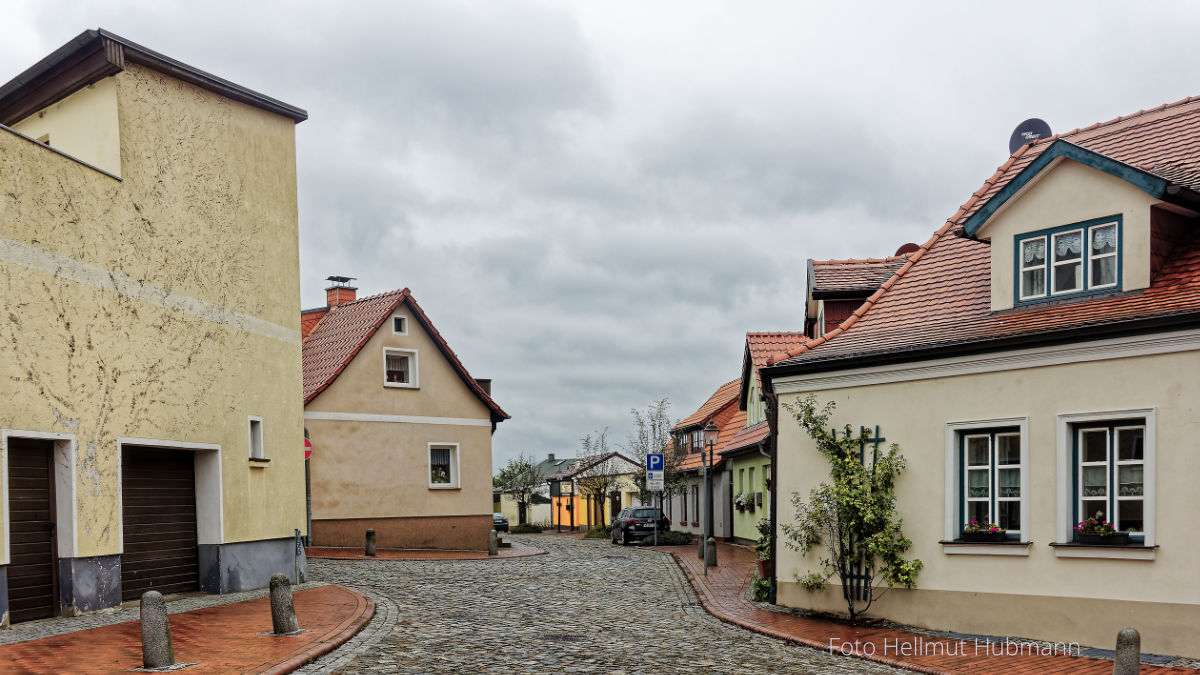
[751,575,771,602]
[511,523,543,534]
[583,525,611,539]
[638,530,692,545]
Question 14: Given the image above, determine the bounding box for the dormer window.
[1015,217,1121,304]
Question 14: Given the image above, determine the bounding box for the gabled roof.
[546,452,640,480]
[302,288,509,424]
[0,28,307,126]
[535,456,576,480]
[677,391,743,472]
[764,96,1200,376]
[740,332,808,407]
[808,257,911,298]
[673,379,740,431]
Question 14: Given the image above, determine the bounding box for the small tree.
[577,429,628,527]
[622,398,684,507]
[496,454,542,524]
[780,395,922,621]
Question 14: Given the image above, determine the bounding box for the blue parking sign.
[647,453,664,472]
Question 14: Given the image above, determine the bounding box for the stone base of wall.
[776,581,1200,659]
[58,555,121,617]
[312,514,492,551]
[199,537,304,594]
[0,565,7,627]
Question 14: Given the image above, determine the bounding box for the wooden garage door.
[7,438,58,623]
[121,447,199,601]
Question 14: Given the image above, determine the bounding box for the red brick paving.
[0,584,372,674]
[661,542,1199,675]
[305,540,545,560]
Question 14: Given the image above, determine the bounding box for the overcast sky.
[4,2,1198,470]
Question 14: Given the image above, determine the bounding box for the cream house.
[302,280,508,551]
[0,29,308,624]
[763,100,1200,657]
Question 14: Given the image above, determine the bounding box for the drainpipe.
[763,383,779,605]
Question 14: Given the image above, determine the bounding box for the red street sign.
[304,438,312,460]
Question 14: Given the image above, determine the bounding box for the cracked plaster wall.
[0,63,305,561]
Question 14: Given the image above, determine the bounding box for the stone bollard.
[705,537,718,567]
[697,532,706,559]
[1113,627,1140,675]
[488,529,499,556]
[140,591,174,669]
[365,528,376,557]
[270,573,301,635]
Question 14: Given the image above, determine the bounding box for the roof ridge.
[811,255,910,265]
[770,143,1037,365]
[1025,95,1200,152]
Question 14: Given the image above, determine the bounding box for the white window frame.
[248,415,265,461]
[428,442,459,489]
[1018,235,1048,301]
[1056,408,1156,559]
[391,315,408,335]
[1088,223,1119,290]
[1050,228,1084,296]
[383,347,419,389]
[944,417,1029,555]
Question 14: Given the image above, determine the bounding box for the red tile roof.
[720,420,770,456]
[301,289,508,422]
[677,407,744,471]
[810,257,910,295]
[746,331,808,374]
[673,379,741,431]
[768,97,1200,372]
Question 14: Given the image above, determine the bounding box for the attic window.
[1016,217,1121,304]
[383,347,418,388]
[392,316,407,334]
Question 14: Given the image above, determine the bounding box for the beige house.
[763,99,1200,657]
[302,280,508,551]
[0,29,308,624]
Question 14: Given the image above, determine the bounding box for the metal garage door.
[120,447,199,601]
[6,438,58,622]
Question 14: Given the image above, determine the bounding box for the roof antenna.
[1009,118,1052,155]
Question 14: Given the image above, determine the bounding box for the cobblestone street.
[297,536,902,674]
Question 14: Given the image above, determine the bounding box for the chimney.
[475,378,492,396]
[548,453,556,462]
[325,276,357,307]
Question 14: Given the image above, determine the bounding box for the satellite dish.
[1009,118,1052,154]
[894,243,920,256]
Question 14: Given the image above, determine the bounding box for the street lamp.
[703,421,720,571]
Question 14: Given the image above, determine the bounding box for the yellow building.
[763,102,1200,657]
[302,281,508,551]
[547,453,641,531]
[0,29,308,624]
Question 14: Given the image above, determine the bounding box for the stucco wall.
[305,300,495,530]
[11,77,121,176]
[773,346,1200,656]
[984,159,1158,311]
[730,453,770,541]
[0,63,305,562]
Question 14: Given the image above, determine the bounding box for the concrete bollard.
[269,573,300,635]
[488,529,498,556]
[140,591,174,669]
[365,528,376,557]
[1113,627,1140,675]
[705,537,718,567]
[697,532,705,559]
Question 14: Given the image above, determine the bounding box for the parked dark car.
[610,507,670,545]
[493,513,509,532]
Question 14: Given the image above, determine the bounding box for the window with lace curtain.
[1016,217,1120,303]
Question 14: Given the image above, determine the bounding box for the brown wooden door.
[7,438,58,623]
[120,447,199,601]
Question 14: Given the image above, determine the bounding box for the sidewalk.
[0,584,372,674]
[306,540,545,560]
[661,542,1200,675]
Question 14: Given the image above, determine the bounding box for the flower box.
[1077,532,1131,546]
[960,531,1007,543]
